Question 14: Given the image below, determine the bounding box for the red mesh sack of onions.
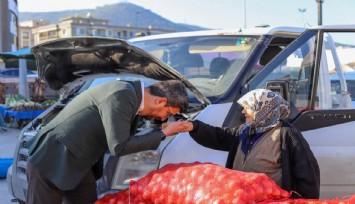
[259,195,355,204]
[95,162,290,204]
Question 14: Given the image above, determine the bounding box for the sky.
[17,0,355,30]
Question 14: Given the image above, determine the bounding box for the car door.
[245,27,355,199]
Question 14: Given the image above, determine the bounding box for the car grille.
[16,131,37,175]
[21,140,28,148]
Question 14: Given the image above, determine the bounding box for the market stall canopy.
[0,47,34,60]
[0,47,37,100]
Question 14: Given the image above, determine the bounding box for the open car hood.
[31,37,210,105]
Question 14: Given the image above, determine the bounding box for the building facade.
[0,0,18,52]
[19,15,175,48]
[19,20,49,49]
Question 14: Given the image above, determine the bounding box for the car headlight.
[122,150,161,184]
[110,129,174,190]
[108,113,198,190]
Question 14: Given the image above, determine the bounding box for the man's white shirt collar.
[138,81,144,112]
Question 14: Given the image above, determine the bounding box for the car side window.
[135,36,258,97]
[246,46,283,83]
[253,38,316,116]
[316,32,355,110]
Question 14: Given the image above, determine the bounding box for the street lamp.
[315,0,324,25]
[135,9,150,27]
[135,11,140,27]
[298,8,306,27]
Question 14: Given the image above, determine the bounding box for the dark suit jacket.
[27,80,162,190]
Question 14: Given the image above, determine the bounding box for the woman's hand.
[162,121,194,136]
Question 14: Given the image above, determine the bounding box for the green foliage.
[5,94,57,111]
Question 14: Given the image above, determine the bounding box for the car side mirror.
[265,80,290,102]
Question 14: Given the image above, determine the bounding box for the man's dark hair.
[148,80,189,113]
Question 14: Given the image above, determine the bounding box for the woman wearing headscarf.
[164,89,320,199]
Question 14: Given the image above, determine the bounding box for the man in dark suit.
[26,79,189,204]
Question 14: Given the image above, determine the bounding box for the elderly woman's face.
[242,106,255,123]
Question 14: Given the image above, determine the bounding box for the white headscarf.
[237,89,290,135]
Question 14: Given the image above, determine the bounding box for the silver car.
[8,26,315,202]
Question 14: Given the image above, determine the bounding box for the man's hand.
[162,121,193,136]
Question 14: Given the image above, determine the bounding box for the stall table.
[0,105,44,127]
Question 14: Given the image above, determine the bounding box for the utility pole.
[242,0,247,29]
[315,0,324,25]
[136,9,150,27]
[135,11,140,27]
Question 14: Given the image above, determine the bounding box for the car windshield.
[75,74,159,96]
[86,75,158,90]
[130,35,258,97]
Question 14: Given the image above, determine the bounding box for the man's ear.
[156,97,168,106]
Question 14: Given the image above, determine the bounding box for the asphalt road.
[0,127,22,204]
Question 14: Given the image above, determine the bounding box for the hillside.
[19,2,208,32]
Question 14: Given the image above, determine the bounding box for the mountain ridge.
[19,2,208,32]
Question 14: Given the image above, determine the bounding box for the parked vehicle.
[9,25,355,202]
[330,72,355,108]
